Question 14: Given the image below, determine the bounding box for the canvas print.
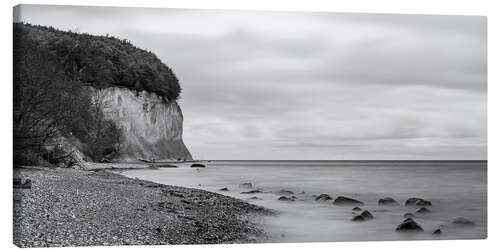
[13,4,487,247]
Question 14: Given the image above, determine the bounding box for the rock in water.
[155,164,179,168]
[361,210,374,219]
[239,182,253,189]
[432,229,442,235]
[218,187,229,191]
[451,217,476,226]
[278,196,296,201]
[378,197,399,206]
[351,215,366,222]
[405,198,432,206]
[415,207,431,214]
[403,213,416,218]
[278,189,294,195]
[241,189,262,194]
[396,218,424,232]
[190,163,206,168]
[333,196,364,206]
[352,207,362,211]
[315,194,333,202]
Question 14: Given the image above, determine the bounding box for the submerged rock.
[352,207,362,211]
[415,207,431,214]
[361,210,374,219]
[239,182,253,189]
[190,163,206,168]
[315,194,333,202]
[155,164,179,168]
[218,187,229,191]
[378,197,399,206]
[405,198,432,206]
[351,215,366,222]
[396,218,424,232]
[278,189,294,195]
[451,217,476,226]
[241,189,262,194]
[278,196,296,201]
[403,213,416,218]
[432,229,442,235]
[248,196,261,200]
[333,196,364,206]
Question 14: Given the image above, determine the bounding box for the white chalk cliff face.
[98,87,192,161]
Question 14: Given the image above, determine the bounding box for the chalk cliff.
[98,87,192,161]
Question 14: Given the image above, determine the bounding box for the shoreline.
[13,166,275,247]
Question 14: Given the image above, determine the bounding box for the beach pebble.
[396,218,424,232]
[451,217,476,226]
[315,194,332,202]
[415,207,431,214]
[405,198,432,206]
[378,197,399,206]
[333,196,364,206]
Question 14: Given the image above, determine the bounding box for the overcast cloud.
[16,5,487,160]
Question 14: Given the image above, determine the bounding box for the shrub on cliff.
[14,23,181,101]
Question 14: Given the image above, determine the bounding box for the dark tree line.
[16,23,181,101]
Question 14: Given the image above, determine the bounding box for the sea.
[122,160,487,242]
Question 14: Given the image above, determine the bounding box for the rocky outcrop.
[97,87,192,162]
[405,198,432,206]
[333,196,364,206]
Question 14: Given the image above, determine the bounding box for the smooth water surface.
[122,161,487,242]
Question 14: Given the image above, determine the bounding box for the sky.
[16,4,487,160]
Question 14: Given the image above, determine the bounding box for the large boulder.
[432,229,442,235]
[361,210,374,219]
[415,207,431,214]
[405,198,432,206]
[278,189,294,195]
[278,196,296,201]
[333,196,364,206]
[190,163,206,168]
[351,215,366,222]
[241,189,262,194]
[396,218,424,232]
[315,194,333,202]
[451,217,476,226]
[378,197,399,206]
[403,213,416,218]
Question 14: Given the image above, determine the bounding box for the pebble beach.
[13,166,274,247]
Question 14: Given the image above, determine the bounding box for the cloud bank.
[17,5,487,160]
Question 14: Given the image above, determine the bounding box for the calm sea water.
[122,160,487,242]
